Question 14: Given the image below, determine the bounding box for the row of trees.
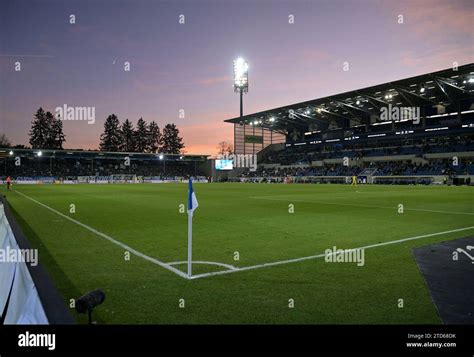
[18,108,186,154]
[99,115,185,154]
[29,108,66,149]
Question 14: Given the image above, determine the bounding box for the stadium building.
[224,63,474,185]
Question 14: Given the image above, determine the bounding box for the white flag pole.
[187,211,193,278]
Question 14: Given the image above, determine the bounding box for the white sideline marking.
[250,196,474,216]
[14,189,189,279]
[167,260,238,271]
[189,226,474,280]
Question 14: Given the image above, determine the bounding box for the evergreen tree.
[147,121,161,153]
[134,117,148,153]
[160,123,185,154]
[29,108,49,149]
[120,119,135,152]
[99,114,121,151]
[46,111,66,149]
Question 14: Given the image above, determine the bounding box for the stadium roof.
[0,148,209,161]
[224,63,474,134]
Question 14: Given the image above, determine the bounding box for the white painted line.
[167,260,238,271]
[189,226,474,280]
[250,196,474,216]
[14,189,189,279]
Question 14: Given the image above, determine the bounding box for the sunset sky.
[1,0,473,154]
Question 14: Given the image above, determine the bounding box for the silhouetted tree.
[160,123,184,154]
[134,117,148,153]
[29,108,50,148]
[99,114,121,151]
[147,121,161,153]
[0,133,11,147]
[28,108,66,149]
[47,111,66,149]
[120,119,135,152]
[217,141,233,155]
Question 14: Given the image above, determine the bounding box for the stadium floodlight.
[304,109,310,115]
[37,151,42,157]
[233,57,249,119]
[233,57,249,92]
[9,150,13,155]
[269,117,275,122]
[356,100,360,105]
[420,87,425,93]
[468,78,474,83]
[158,154,164,160]
[253,120,258,125]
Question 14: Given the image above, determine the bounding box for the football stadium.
[1,63,473,325]
[1,0,473,354]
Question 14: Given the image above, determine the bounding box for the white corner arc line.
[189,225,474,280]
[13,190,189,279]
[167,261,238,271]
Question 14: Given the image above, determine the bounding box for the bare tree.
[216,141,233,156]
[0,133,11,147]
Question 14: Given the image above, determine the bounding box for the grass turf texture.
[2,183,473,324]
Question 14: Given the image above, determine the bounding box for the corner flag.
[188,178,199,214]
[187,178,198,277]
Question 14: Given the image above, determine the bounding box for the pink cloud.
[398,44,473,70]
[198,75,232,86]
[301,49,332,61]
[402,0,473,40]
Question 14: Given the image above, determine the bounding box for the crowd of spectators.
[263,134,474,166]
[239,160,473,179]
[0,158,206,179]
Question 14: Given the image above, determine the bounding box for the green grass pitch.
[2,183,473,324]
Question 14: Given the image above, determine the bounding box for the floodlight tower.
[233,57,249,118]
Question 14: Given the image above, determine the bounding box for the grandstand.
[224,63,474,185]
[0,149,209,183]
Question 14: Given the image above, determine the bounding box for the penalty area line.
[13,189,190,280]
[189,225,474,280]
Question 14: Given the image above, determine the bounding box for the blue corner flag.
[187,178,198,277]
[188,178,199,214]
